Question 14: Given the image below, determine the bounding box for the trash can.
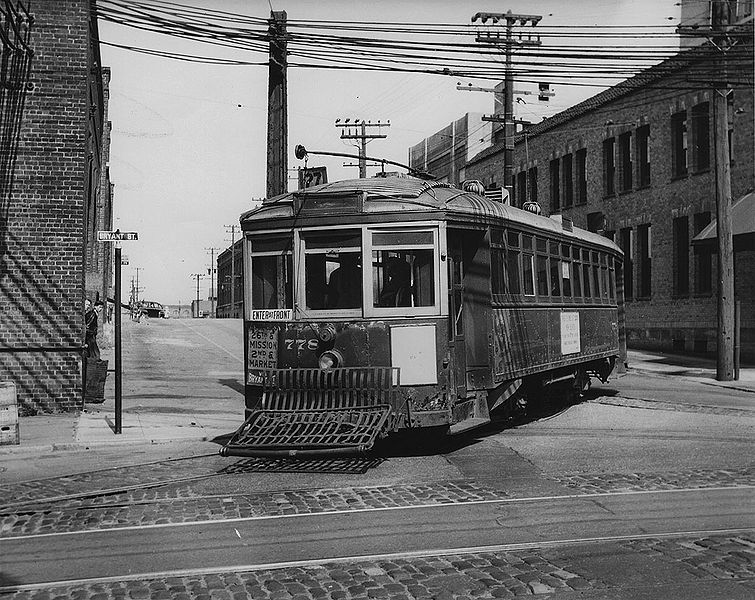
[0,381,19,445]
[85,359,108,403]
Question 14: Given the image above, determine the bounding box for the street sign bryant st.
[97,231,138,241]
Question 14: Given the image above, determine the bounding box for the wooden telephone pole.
[266,10,288,198]
[712,0,735,381]
[335,120,389,178]
[472,11,542,200]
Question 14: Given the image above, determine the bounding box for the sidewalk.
[2,349,753,455]
[626,349,755,393]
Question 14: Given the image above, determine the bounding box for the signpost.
[97,230,138,434]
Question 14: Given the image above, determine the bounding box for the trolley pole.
[335,120,389,178]
[472,11,542,200]
[266,10,288,198]
[712,0,735,381]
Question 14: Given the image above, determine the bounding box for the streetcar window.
[549,257,561,296]
[302,230,362,310]
[561,260,572,297]
[523,235,533,251]
[609,258,617,301]
[592,261,602,299]
[573,256,582,298]
[250,234,293,310]
[537,255,549,296]
[371,230,435,308]
[582,261,592,298]
[507,231,520,247]
[537,237,547,253]
[507,250,521,295]
[491,249,505,296]
[523,253,535,296]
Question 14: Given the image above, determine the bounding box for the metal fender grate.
[221,367,399,457]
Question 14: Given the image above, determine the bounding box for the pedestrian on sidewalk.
[84,299,100,360]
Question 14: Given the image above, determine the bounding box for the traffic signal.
[538,82,553,102]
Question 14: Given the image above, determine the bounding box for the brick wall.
[0,0,103,414]
[466,41,754,360]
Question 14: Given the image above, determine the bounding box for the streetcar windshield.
[302,229,362,311]
[371,230,435,309]
[249,234,293,309]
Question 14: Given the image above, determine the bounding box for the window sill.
[636,184,651,191]
[636,296,651,301]
[692,291,713,298]
[670,173,688,182]
[671,293,690,300]
[691,167,711,176]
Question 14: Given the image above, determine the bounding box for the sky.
[98,0,680,305]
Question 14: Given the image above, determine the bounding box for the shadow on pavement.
[218,378,245,395]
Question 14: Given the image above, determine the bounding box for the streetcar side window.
[572,246,583,299]
[249,234,293,309]
[371,230,435,308]
[302,230,362,311]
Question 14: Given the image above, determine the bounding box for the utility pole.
[335,120,389,178]
[205,247,220,318]
[266,10,288,198]
[224,225,239,318]
[134,267,143,303]
[711,0,735,381]
[190,273,205,318]
[472,11,542,200]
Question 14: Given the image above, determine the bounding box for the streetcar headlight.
[318,349,343,370]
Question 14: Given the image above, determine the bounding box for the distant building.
[464,35,754,360]
[408,113,493,184]
[163,304,192,319]
[0,1,112,414]
[216,239,243,318]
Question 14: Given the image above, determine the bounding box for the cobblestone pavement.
[2,533,753,599]
[0,481,507,537]
[2,467,753,537]
[553,465,755,494]
[588,395,755,416]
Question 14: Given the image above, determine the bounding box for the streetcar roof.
[240,176,621,253]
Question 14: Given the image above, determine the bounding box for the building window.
[549,158,560,212]
[516,170,527,207]
[694,212,712,294]
[619,227,633,301]
[576,148,587,204]
[528,167,538,203]
[603,137,615,196]
[638,224,651,298]
[673,216,689,296]
[618,131,632,192]
[562,154,573,208]
[691,102,710,173]
[671,110,688,178]
[636,125,650,188]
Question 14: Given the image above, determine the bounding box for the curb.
[0,435,225,456]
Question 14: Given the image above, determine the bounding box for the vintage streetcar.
[221,175,625,457]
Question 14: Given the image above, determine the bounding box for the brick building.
[464,37,754,360]
[216,239,244,319]
[0,1,113,414]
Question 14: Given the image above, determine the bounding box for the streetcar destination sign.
[97,230,138,241]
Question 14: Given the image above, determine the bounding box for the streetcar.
[221,175,625,457]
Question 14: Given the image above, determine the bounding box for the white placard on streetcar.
[97,230,138,241]
[560,311,581,355]
[251,308,293,321]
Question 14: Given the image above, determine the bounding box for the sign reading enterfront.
[97,231,138,241]
[251,309,293,321]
